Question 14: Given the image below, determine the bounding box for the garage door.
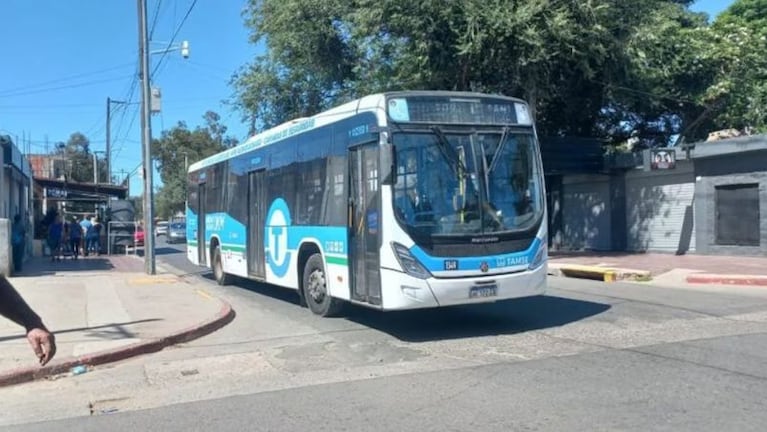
[562,177,611,251]
[626,172,696,253]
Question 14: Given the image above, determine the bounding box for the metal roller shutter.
[562,176,611,251]
[625,169,696,253]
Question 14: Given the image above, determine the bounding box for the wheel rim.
[307,268,326,302]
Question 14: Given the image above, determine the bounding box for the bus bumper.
[380,263,547,310]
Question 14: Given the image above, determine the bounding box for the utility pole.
[137,0,155,275]
[106,97,111,184]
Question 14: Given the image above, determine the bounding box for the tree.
[52,132,108,183]
[704,0,767,133]
[151,111,238,219]
[233,0,717,146]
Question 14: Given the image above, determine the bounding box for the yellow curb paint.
[195,289,213,300]
[128,276,178,285]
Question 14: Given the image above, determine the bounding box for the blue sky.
[0,0,734,196]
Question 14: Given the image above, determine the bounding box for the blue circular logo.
[265,198,292,277]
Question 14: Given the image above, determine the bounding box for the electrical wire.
[0,75,134,98]
[0,63,134,96]
[151,0,198,79]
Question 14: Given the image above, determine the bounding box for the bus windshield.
[392,129,543,237]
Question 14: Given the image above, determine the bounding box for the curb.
[0,299,235,388]
[548,263,652,283]
[686,274,767,286]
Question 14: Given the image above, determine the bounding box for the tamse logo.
[444,260,458,271]
[479,262,489,273]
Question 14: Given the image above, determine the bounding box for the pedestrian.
[79,215,92,256]
[47,215,64,262]
[0,276,56,365]
[69,217,82,259]
[85,217,102,257]
[11,214,26,273]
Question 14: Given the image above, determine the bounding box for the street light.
[150,40,190,57]
[137,0,190,275]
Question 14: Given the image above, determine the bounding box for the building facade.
[551,135,767,257]
[0,135,34,274]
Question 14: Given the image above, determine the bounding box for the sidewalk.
[548,251,767,286]
[0,255,234,387]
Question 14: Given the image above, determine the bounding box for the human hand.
[27,328,56,366]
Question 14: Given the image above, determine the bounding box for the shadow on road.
[343,295,610,342]
[223,276,610,343]
[12,257,115,277]
[136,246,185,257]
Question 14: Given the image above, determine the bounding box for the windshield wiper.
[487,127,509,174]
[430,126,469,178]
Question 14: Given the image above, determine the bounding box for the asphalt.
[3,274,767,431]
[0,248,234,387]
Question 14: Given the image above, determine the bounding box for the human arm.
[0,276,56,365]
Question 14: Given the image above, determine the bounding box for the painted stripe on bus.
[325,255,348,266]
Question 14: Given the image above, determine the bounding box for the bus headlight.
[528,237,547,270]
[391,242,432,279]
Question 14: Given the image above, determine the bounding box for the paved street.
[2,241,767,431]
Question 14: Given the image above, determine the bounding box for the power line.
[0,75,133,98]
[0,63,134,96]
[149,0,164,40]
[151,0,198,79]
[0,102,137,109]
[112,104,140,162]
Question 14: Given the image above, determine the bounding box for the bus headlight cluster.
[392,242,432,279]
[528,236,547,270]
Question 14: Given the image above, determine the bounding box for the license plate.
[469,285,498,299]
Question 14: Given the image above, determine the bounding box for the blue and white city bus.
[186,91,547,316]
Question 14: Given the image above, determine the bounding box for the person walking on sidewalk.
[79,215,92,256]
[47,215,64,262]
[85,217,102,257]
[0,276,56,366]
[68,217,82,260]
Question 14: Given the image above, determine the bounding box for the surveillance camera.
[181,40,190,59]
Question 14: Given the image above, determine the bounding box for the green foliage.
[151,111,237,219]
[52,132,108,184]
[233,0,767,146]
[705,0,767,132]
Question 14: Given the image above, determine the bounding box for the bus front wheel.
[302,253,342,317]
[212,245,231,286]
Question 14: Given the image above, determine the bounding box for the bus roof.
[188,91,527,173]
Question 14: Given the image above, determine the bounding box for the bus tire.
[212,245,231,286]
[302,253,342,317]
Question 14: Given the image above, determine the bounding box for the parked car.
[167,222,187,244]
[134,225,145,246]
[155,220,169,237]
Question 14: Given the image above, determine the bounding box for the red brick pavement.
[549,252,767,276]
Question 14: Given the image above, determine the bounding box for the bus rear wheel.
[212,245,231,286]
[303,253,342,317]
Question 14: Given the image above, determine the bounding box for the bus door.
[349,144,382,305]
[198,182,207,266]
[248,169,267,278]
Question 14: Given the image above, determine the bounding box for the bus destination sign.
[387,96,531,126]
